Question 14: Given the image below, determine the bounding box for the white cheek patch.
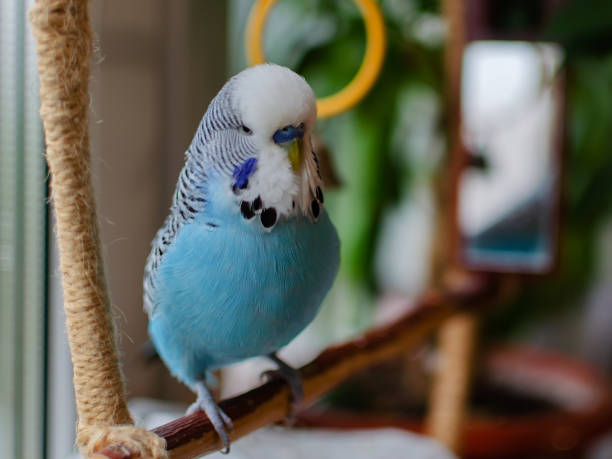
[244,148,297,217]
[231,136,326,232]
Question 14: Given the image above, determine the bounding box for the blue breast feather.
[148,202,340,387]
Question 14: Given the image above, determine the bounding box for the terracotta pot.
[297,346,612,459]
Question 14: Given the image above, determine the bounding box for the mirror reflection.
[458,41,564,272]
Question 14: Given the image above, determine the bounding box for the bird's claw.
[261,355,304,423]
[188,382,234,453]
[187,401,234,453]
[261,369,303,424]
[218,408,234,431]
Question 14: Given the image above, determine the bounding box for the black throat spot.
[261,207,277,228]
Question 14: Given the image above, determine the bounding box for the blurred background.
[2,0,612,458]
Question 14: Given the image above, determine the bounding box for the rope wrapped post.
[29,0,166,456]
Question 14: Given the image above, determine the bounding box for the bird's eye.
[240,125,252,135]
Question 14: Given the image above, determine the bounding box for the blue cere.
[273,124,304,144]
[232,157,257,190]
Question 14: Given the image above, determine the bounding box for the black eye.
[241,125,252,135]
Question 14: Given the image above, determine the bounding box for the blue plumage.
[148,173,339,387]
[144,64,339,452]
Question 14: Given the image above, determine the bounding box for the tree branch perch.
[98,274,497,458]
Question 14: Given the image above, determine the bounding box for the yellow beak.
[286,138,303,172]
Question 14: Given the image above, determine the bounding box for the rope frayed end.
[78,425,168,459]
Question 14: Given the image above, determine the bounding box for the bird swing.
[29,0,481,457]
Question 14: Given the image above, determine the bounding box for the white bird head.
[233,64,317,156]
[191,64,324,226]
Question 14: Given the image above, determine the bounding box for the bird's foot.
[187,381,234,453]
[262,353,304,423]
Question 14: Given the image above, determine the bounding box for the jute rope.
[29,1,166,456]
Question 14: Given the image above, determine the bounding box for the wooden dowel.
[163,301,452,458]
[98,275,495,458]
[426,312,478,451]
[425,0,473,453]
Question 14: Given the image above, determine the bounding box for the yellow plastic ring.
[245,0,386,119]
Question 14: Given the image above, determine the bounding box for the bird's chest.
[155,209,339,361]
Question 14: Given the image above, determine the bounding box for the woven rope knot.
[79,425,168,459]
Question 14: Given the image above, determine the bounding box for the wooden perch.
[97,274,497,458]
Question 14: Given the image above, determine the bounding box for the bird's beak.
[286,138,303,172]
[273,124,305,172]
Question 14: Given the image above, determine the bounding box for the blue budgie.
[144,64,340,452]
